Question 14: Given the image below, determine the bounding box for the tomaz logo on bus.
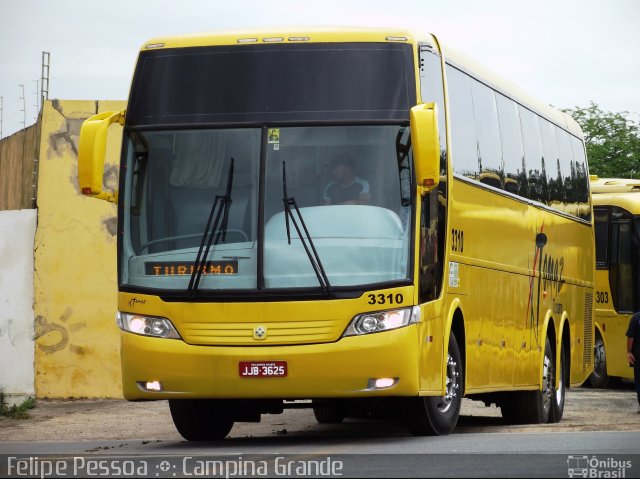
[526,224,566,341]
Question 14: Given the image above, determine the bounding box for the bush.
[0,392,36,419]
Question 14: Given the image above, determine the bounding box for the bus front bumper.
[121,325,420,400]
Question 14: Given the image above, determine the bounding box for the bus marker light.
[145,381,162,391]
[137,381,163,392]
[368,378,398,389]
[375,378,395,388]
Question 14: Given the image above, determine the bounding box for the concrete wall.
[0,123,39,211]
[33,100,125,398]
[0,209,37,405]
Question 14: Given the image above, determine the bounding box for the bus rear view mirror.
[410,103,440,192]
[78,110,125,203]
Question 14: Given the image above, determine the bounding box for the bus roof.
[140,26,431,50]
[591,177,640,213]
[591,177,640,193]
[440,44,583,138]
[139,26,582,138]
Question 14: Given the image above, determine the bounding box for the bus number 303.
[368,293,404,305]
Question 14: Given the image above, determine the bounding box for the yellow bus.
[589,177,639,387]
[77,27,594,439]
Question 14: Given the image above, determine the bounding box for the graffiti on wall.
[34,308,87,355]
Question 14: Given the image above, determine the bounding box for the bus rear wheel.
[405,332,463,436]
[169,399,234,441]
[589,335,610,388]
[550,342,567,423]
[500,335,554,424]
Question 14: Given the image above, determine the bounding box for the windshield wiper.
[188,158,234,295]
[282,161,332,295]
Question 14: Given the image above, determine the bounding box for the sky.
[1,0,639,139]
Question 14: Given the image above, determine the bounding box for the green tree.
[563,102,640,178]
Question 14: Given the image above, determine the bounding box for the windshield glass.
[121,129,261,290]
[120,126,412,293]
[264,126,412,288]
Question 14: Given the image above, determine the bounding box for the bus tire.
[169,399,234,441]
[499,393,524,424]
[550,342,567,423]
[312,401,346,424]
[406,332,463,436]
[589,335,610,388]
[500,335,554,424]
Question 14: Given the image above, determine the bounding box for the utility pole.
[0,96,3,139]
[33,79,40,120]
[19,84,26,129]
[41,51,50,106]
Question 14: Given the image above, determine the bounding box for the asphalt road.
[1,387,640,477]
[1,431,639,477]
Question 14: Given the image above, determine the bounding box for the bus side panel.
[594,269,634,380]
[418,299,445,395]
[446,179,593,392]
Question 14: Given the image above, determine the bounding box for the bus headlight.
[343,306,420,337]
[116,312,181,339]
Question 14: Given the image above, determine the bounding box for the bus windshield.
[120,125,413,293]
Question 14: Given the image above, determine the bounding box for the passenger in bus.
[323,153,371,205]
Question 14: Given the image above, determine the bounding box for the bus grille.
[181,319,344,346]
[583,291,593,373]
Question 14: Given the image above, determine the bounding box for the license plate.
[239,361,287,378]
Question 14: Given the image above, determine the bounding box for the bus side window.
[610,219,635,313]
[570,135,590,221]
[471,78,503,189]
[540,118,562,206]
[496,92,525,197]
[594,208,609,269]
[519,106,547,204]
[419,46,448,189]
[419,188,443,303]
[446,65,478,181]
[419,46,447,303]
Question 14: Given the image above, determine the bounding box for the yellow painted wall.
[34,100,125,398]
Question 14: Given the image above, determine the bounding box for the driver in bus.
[323,153,371,205]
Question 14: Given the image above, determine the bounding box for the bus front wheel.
[312,401,346,424]
[405,332,463,436]
[169,399,234,441]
